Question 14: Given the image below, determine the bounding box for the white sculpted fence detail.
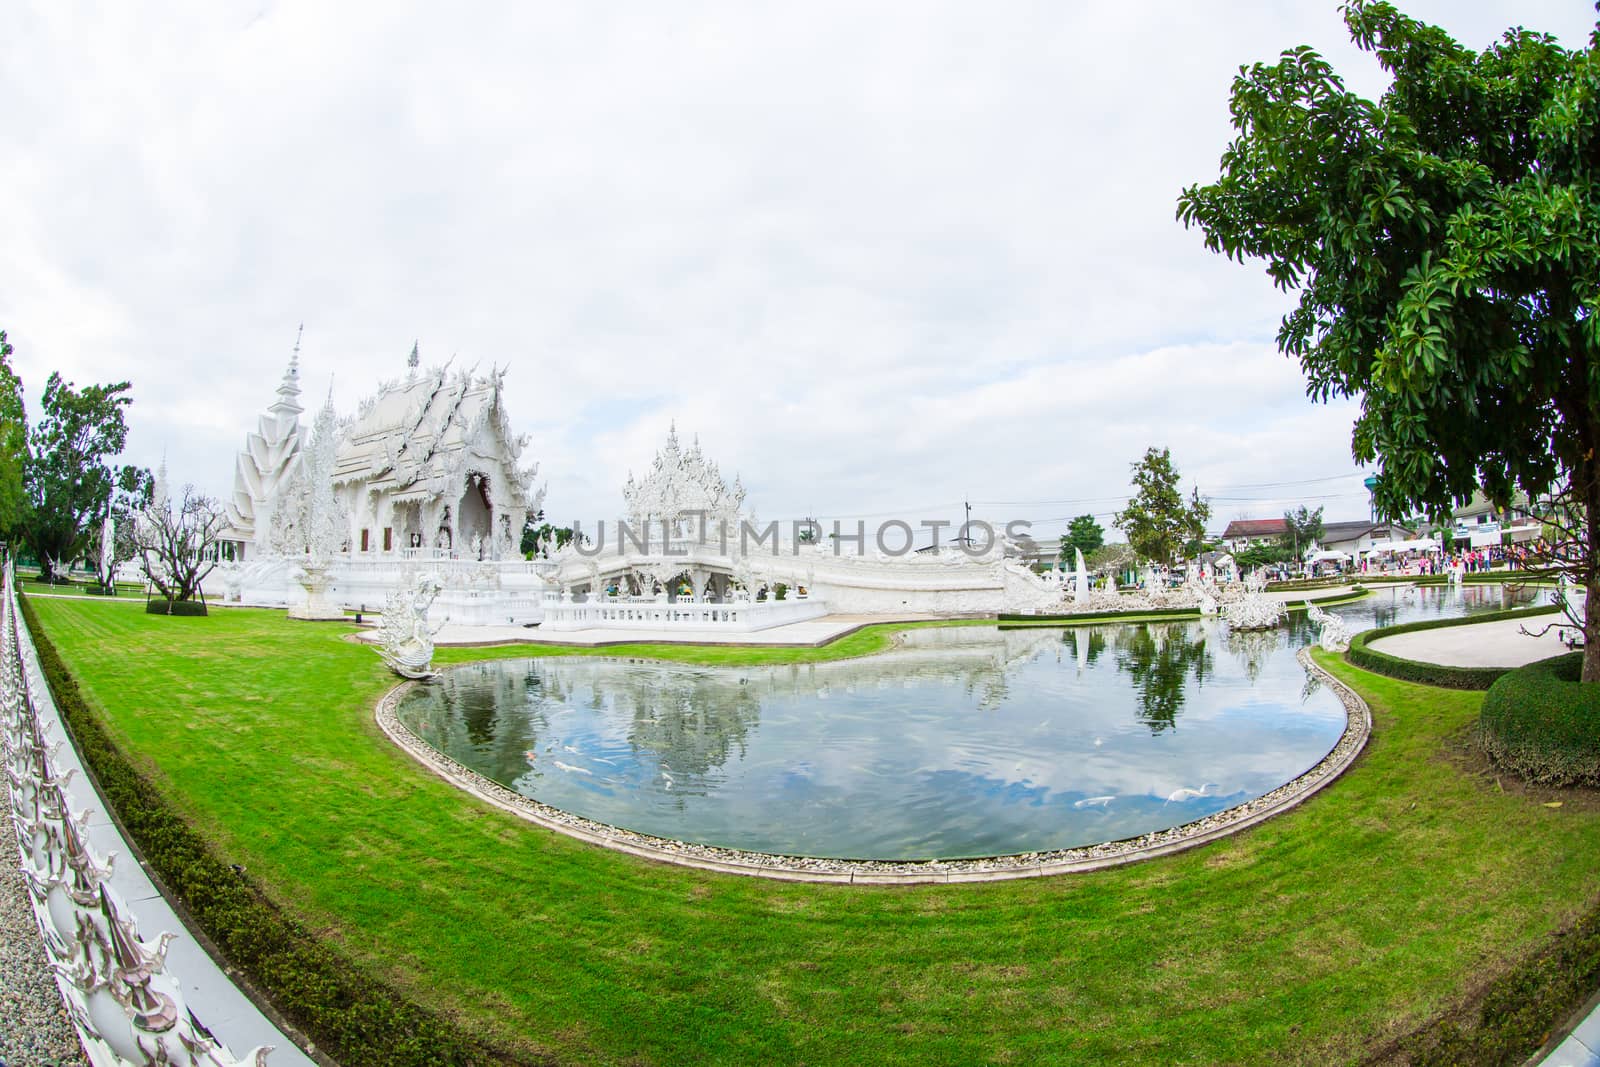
[0,563,273,1066]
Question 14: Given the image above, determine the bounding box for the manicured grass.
[25,598,1600,1065]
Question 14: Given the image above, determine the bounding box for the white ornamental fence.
[1,562,282,1066]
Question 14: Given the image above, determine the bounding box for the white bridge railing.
[539,593,827,632]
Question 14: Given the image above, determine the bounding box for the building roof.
[332,356,541,512]
[1320,520,1383,543]
[624,424,745,531]
[1453,488,1532,520]
[1221,518,1286,540]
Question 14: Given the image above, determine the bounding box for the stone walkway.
[0,798,87,1067]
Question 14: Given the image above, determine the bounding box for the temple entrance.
[394,501,424,551]
[458,473,493,558]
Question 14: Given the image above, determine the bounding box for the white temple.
[540,426,1063,629]
[330,346,543,562]
[213,338,1067,629]
[216,341,549,625]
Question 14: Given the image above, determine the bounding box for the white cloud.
[0,0,1589,529]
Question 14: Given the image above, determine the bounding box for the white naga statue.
[1304,600,1351,652]
[376,574,447,679]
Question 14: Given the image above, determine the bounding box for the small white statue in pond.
[1222,569,1286,632]
[1305,600,1351,652]
[376,574,448,679]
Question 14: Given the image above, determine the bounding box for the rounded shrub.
[1478,652,1600,785]
[145,598,208,617]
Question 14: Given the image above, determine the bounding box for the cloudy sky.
[3,1,1592,542]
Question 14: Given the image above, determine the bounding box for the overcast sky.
[3,1,1593,541]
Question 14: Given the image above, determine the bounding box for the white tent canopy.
[1308,549,1350,563]
[1364,537,1440,554]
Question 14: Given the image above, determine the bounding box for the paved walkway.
[1366,614,1571,668]
[379,587,1371,650]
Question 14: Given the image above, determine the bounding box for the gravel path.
[0,800,86,1067]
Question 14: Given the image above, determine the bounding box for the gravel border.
[374,647,1372,885]
[0,798,88,1067]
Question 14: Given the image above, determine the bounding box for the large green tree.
[1060,513,1105,564]
[1280,505,1325,559]
[1114,447,1212,567]
[0,331,28,535]
[1179,1,1600,675]
[22,373,139,580]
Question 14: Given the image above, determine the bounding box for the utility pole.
[963,499,972,546]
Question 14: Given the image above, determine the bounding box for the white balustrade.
[539,593,827,632]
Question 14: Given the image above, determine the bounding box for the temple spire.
[407,340,420,379]
[271,327,305,419]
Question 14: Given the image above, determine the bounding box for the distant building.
[1220,518,1286,551]
[1318,520,1414,557]
[1450,490,1540,547]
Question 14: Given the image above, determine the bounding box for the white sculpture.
[224,331,307,550]
[1074,548,1089,604]
[97,513,116,589]
[1221,570,1287,631]
[376,574,447,679]
[1305,600,1351,652]
[286,393,349,621]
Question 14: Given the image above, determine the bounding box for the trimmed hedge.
[1406,894,1600,1066]
[16,592,542,1067]
[146,598,208,616]
[1344,604,1561,690]
[1478,652,1600,786]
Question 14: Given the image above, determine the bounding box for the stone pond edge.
[373,647,1372,885]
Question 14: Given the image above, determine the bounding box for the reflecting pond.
[394,584,1542,860]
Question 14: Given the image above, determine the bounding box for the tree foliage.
[22,373,139,580]
[1114,448,1212,567]
[521,510,576,557]
[1178,1,1600,675]
[1280,505,1326,557]
[0,332,26,536]
[1060,513,1105,563]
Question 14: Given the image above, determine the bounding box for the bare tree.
[135,485,226,604]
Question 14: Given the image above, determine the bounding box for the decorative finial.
[408,340,419,371]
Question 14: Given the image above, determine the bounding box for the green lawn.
[26,598,1600,1065]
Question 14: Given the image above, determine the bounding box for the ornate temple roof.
[624,424,745,532]
[333,349,540,509]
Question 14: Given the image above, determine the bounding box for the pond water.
[394,584,1542,860]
